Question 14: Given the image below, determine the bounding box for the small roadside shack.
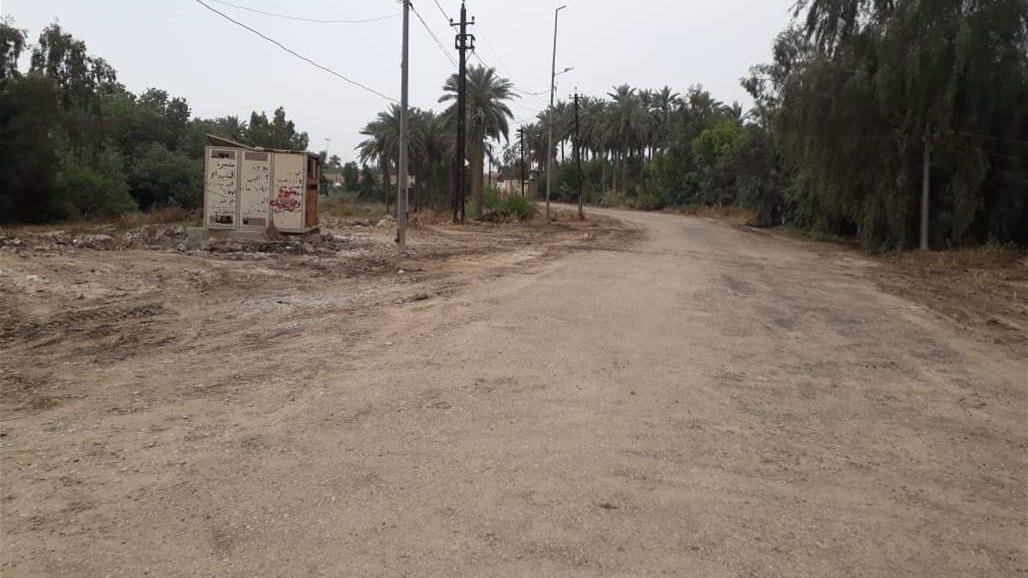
[203,135,320,234]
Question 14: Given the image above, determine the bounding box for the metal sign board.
[205,148,239,227]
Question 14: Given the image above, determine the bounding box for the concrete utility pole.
[920,124,931,251]
[545,4,567,224]
[574,90,583,220]
[520,126,526,198]
[451,2,475,223]
[396,0,410,250]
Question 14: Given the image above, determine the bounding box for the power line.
[192,0,397,102]
[514,87,548,97]
[470,44,548,104]
[460,0,548,100]
[430,0,452,23]
[206,0,398,23]
[410,3,458,67]
[509,99,543,119]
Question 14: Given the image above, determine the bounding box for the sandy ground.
[1,206,1025,577]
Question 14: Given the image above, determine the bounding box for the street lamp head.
[556,4,567,12]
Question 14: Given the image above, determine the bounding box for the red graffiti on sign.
[270,187,302,213]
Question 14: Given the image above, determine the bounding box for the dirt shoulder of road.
[741,224,1028,354]
[0,209,639,415]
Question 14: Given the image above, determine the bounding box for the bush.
[483,185,502,211]
[501,194,537,220]
[128,142,203,210]
[58,164,135,219]
[482,185,537,221]
[597,190,628,207]
[636,191,667,211]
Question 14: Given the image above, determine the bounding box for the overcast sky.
[3,0,796,162]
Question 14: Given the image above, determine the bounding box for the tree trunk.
[613,152,619,194]
[920,124,931,250]
[380,155,391,212]
[469,130,485,218]
[621,150,628,195]
[640,152,646,193]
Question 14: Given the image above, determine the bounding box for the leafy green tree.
[692,120,743,205]
[342,161,360,192]
[358,164,378,201]
[776,0,1027,249]
[182,115,248,158]
[57,149,135,218]
[0,20,328,224]
[127,142,202,209]
[0,74,61,222]
[30,23,118,160]
[104,87,192,159]
[0,18,26,79]
[248,107,309,150]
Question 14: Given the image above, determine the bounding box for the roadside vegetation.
[3,0,1026,255]
[355,0,1025,253]
[519,1,1025,252]
[0,18,326,224]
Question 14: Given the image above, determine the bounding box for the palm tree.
[357,104,429,211]
[357,105,399,210]
[440,65,515,217]
[652,86,680,152]
[410,109,450,211]
[606,85,646,193]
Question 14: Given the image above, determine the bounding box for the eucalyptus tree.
[779,0,1027,249]
[0,17,26,79]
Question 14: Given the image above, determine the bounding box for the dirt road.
[2,207,1025,576]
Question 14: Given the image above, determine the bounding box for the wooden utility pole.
[450,2,474,223]
[920,125,931,251]
[396,0,410,250]
[574,90,583,220]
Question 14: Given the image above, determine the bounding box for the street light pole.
[574,90,583,220]
[545,4,566,224]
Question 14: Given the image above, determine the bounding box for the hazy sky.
[3,0,796,162]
